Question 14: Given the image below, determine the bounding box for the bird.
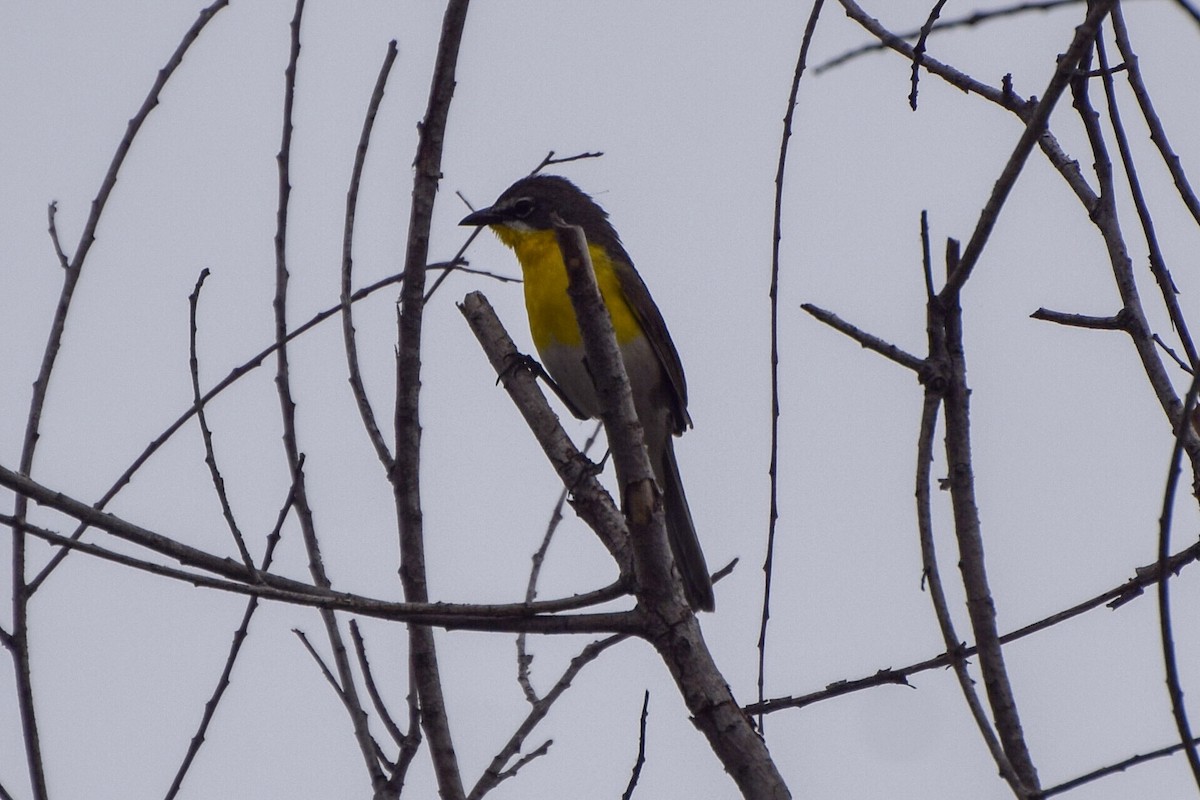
[460,174,715,612]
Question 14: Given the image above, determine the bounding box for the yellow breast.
[493,226,643,351]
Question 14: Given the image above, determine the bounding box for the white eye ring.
[511,198,535,219]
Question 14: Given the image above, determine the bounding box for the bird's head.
[459,174,621,253]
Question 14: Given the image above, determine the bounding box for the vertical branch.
[342,41,400,473]
[393,2,472,798]
[1110,5,1200,230]
[1093,32,1198,370]
[1156,375,1200,786]
[188,269,256,571]
[6,5,230,798]
[552,221,670,600]
[760,0,825,727]
[270,1,385,791]
[551,220,791,799]
[941,240,1040,793]
[620,691,651,800]
[1069,26,1191,446]
[918,223,1028,797]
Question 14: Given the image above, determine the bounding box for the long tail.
[660,440,715,612]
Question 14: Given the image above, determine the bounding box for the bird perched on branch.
[461,174,715,612]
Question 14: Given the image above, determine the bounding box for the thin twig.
[3,466,635,625]
[760,0,825,732]
[1111,5,1200,231]
[1154,372,1200,785]
[1094,30,1198,369]
[188,268,257,572]
[837,0,1016,110]
[816,0,1091,73]
[747,538,1200,715]
[800,303,926,373]
[908,0,949,110]
[7,5,231,798]
[271,2,385,789]
[1042,735,1200,796]
[517,421,604,705]
[528,150,605,176]
[940,0,1118,295]
[835,0,1103,215]
[293,632,396,777]
[349,620,409,751]
[468,634,629,800]
[1070,20,1191,446]
[621,691,651,800]
[1029,308,1128,329]
[431,262,518,284]
[1153,334,1194,375]
[26,266,415,593]
[45,202,69,269]
[164,466,296,799]
[341,40,400,473]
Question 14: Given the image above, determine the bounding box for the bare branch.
[916,246,1026,795]
[551,218,674,603]
[3,507,639,634]
[1094,31,1198,369]
[45,202,68,269]
[273,3,384,787]
[528,150,605,176]
[940,0,1118,295]
[295,629,383,763]
[1155,374,1200,785]
[747,540,1200,716]
[393,4,473,795]
[341,40,400,473]
[1043,735,1200,796]
[26,266,411,591]
[162,397,299,800]
[1112,5,1200,232]
[800,303,926,373]
[620,691,651,800]
[517,421,604,705]
[8,5,231,798]
[816,0,1091,74]
[939,239,1041,793]
[1070,26,1193,450]
[469,634,629,800]
[188,268,256,572]
[907,0,949,110]
[459,293,633,572]
[1030,308,1128,329]
[349,621,409,752]
[761,0,826,732]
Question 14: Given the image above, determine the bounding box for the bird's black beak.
[459,206,504,227]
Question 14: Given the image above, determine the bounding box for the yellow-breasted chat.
[460,175,715,612]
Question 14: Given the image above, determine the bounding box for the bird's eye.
[511,198,535,219]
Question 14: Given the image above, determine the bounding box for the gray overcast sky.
[3,2,1200,798]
